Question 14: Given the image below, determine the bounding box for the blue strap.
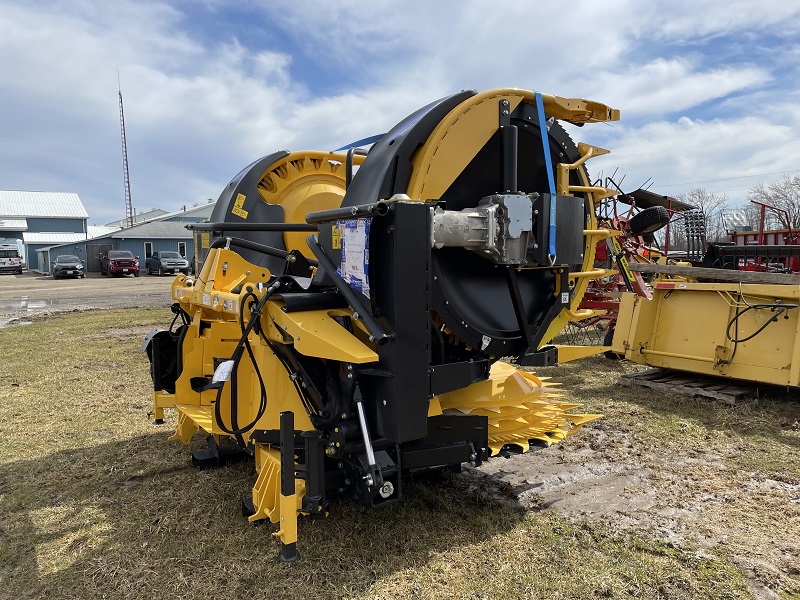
[535,92,557,262]
[334,133,385,152]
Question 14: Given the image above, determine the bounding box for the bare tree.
[747,175,800,228]
[668,188,729,247]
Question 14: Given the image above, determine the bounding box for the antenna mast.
[118,74,133,228]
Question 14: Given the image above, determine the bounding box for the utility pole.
[118,74,133,228]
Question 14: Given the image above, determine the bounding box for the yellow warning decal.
[201,232,210,248]
[232,193,249,219]
[332,226,341,249]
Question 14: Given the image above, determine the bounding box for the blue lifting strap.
[535,92,557,264]
[334,133,385,152]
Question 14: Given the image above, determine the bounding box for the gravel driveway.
[0,271,176,327]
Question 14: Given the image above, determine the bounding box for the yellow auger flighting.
[143,88,611,560]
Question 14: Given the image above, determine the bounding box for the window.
[178,242,186,257]
[144,242,153,259]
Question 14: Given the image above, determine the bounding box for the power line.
[655,169,800,189]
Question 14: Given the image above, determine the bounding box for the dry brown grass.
[1,309,797,599]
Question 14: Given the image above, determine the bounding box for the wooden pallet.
[618,368,766,404]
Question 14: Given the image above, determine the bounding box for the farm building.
[39,202,215,273]
[0,190,119,271]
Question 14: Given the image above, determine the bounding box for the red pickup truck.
[100,250,140,277]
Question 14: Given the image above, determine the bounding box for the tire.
[603,327,623,360]
[158,265,163,276]
[134,271,139,277]
[629,206,670,236]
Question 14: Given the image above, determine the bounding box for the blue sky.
[1,0,798,224]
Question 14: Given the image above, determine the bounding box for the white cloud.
[0,0,798,224]
[585,114,800,203]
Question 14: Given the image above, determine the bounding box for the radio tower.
[118,76,133,228]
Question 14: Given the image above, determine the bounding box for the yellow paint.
[615,283,800,387]
[437,361,601,455]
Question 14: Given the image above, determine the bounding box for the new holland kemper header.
[142,89,617,561]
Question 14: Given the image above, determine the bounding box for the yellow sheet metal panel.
[266,304,379,364]
[620,282,800,387]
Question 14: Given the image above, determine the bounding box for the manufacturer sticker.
[232,193,249,219]
[561,292,570,304]
[337,218,370,298]
[202,293,211,306]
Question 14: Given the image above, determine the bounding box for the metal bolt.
[379,481,395,499]
[340,414,347,420]
[344,478,351,485]
[502,110,509,116]
[382,399,387,406]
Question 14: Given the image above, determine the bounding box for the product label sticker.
[336,218,370,299]
[232,193,249,219]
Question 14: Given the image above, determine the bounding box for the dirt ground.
[0,271,175,327]
[1,272,797,598]
[471,381,800,600]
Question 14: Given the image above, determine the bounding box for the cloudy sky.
[1,0,799,224]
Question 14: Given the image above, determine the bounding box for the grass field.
[0,309,798,599]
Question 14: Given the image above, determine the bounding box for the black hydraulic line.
[305,202,389,225]
[187,222,317,232]
[208,236,319,266]
[345,147,369,189]
[721,292,798,365]
[306,234,391,346]
[346,148,355,189]
[213,282,279,436]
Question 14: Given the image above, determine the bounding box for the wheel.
[134,271,140,277]
[80,273,85,278]
[629,206,670,236]
[158,265,163,276]
[603,327,623,360]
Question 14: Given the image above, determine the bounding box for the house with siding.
[0,190,107,271]
[42,202,215,273]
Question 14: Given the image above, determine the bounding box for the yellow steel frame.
[614,282,800,386]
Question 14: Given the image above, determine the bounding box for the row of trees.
[654,174,800,250]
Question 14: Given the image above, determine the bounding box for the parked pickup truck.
[146,251,190,275]
[100,250,140,277]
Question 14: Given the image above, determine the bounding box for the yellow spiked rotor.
[437,361,601,455]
